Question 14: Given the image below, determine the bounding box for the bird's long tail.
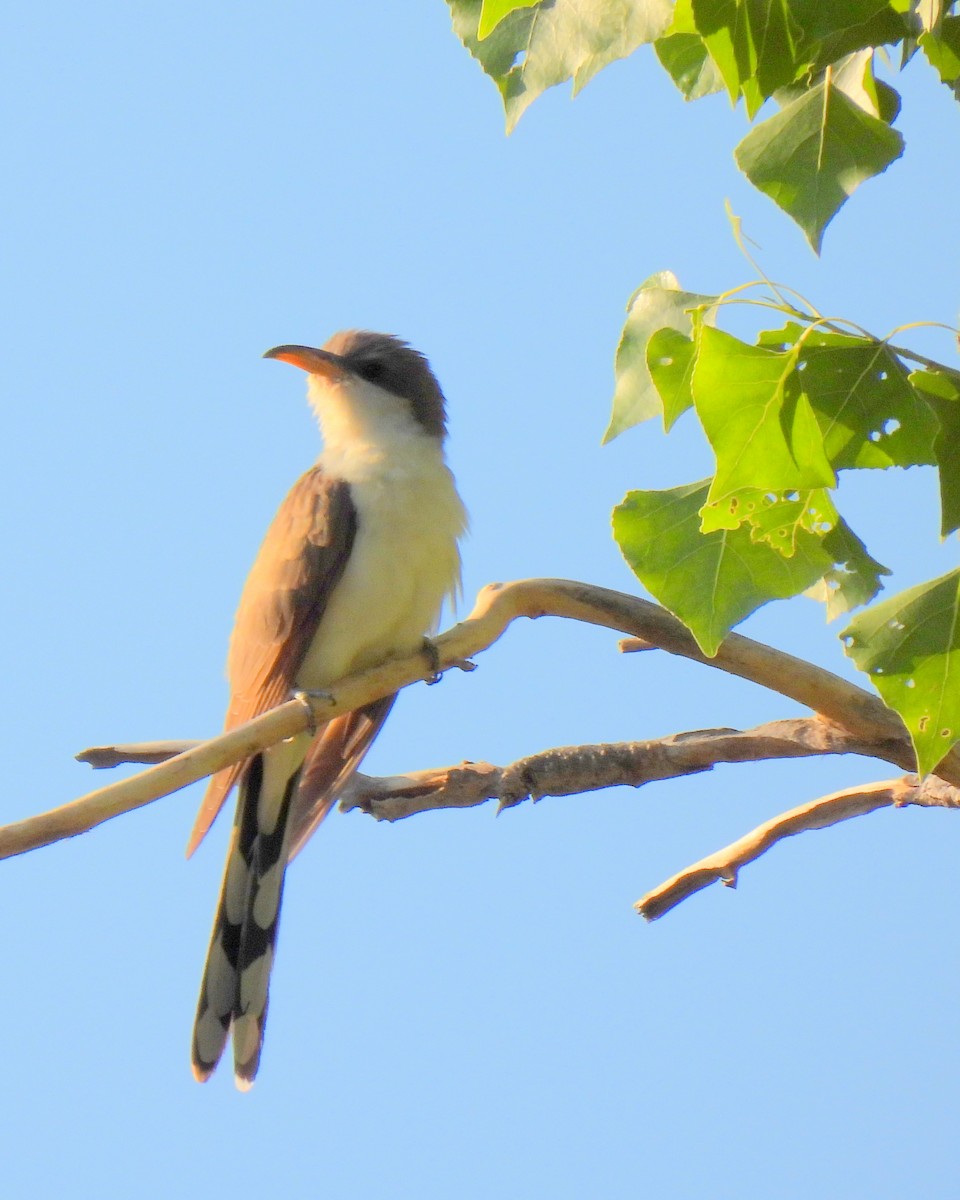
[191,698,396,1087]
[191,749,299,1088]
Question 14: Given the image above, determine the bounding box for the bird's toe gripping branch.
[421,636,478,685]
[291,688,336,735]
[421,637,444,685]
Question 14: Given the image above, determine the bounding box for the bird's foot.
[421,638,477,685]
[422,638,443,685]
[291,688,335,734]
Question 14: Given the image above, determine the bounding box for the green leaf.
[802,3,909,70]
[830,49,901,121]
[447,0,672,132]
[906,0,946,35]
[691,327,836,508]
[808,518,890,619]
[613,480,832,656]
[842,569,960,775]
[700,487,836,553]
[605,272,716,442]
[793,0,900,34]
[655,35,726,99]
[448,0,538,89]
[734,79,904,252]
[919,16,960,95]
[646,328,696,430]
[697,485,889,616]
[755,319,808,351]
[478,0,541,39]
[692,0,806,116]
[773,49,901,124]
[796,336,939,469]
[910,367,960,536]
[754,322,939,471]
[655,0,727,99]
[746,488,831,555]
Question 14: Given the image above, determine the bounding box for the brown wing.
[186,465,357,856]
[286,694,397,861]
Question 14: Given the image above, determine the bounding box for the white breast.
[294,374,467,689]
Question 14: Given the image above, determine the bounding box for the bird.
[189,330,467,1088]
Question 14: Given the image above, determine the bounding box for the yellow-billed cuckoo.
[189,330,467,1088]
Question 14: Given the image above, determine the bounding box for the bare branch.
[77,718,912,820]
[636,775,960,922]
[15,577,959,862]
[334,718,908,822]
[76,741,200,768]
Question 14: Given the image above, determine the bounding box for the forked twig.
[637,775,960,921]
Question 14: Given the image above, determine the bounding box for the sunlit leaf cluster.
[450,0,960,249]
[609,271,960,773]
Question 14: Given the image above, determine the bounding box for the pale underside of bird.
[189,330,467,1088]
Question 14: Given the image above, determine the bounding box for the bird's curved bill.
[263,345,347,378]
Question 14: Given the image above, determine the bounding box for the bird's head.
[263,330,447,440]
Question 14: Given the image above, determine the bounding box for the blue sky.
[1,4,958,1197]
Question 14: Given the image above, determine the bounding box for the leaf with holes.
[910,367,960,537]
[613,479,832,655]
[797,335,939,470]
[700,487,837,555]
[808,518,890,619]
[757,323,939,470]
[606,272,716,441]
[691,327,835,510]
[842,568,960,775]
[647,327,697,430]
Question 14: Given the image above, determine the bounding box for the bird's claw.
[291,688,335,734]
[422,638,443,685]
[421,639,477,684]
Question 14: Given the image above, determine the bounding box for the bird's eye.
[358,359,385,383]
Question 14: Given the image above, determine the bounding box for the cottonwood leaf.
[647,328,697,430]
[448,0,672,132]
[697,484,888,614]
[734,79,904,252]
[692,0,805,117]
[691,327,835,509]
[478,0,540,38]
[655,0,725,98]
[832,49,901,120]
[808,518,890,619]
[700,487,836,553]
[613,479,831,655]
[800,2,909,70]
[910,367,960,536]
[843,568,960,775]
[796,335,939,469]
[606,272,716,442]
[920,17,960,97]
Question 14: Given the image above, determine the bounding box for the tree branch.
[78,717,899,813]
[9,578,957,862]
[332,717,908,821]
[76,741,200,768]
[62,721,960,927]
[636,774,960,921]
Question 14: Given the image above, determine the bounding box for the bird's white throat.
[297,373,468,688]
